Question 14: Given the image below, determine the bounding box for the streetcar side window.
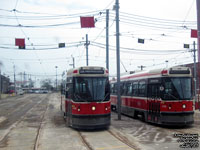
[120,83,124,95]
[110,83,114,94]
[148,84,160,98]
[138,81,147,97]
[113,83,117,94]
[122,82,128,96]
[127,82,133,96]
[132,82,138,96]
[65,83,73,99]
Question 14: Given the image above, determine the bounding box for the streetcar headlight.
[182,104,186,109]
[92,106,96,111]
[168,105,172,110]
[105,107,108,111]
[78,106,81,112]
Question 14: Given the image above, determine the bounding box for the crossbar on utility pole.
[115,0,121,120]
[138,65,146,71]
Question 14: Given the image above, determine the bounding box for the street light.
[55,66,58,91]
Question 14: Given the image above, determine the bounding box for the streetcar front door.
[147,82,161,123]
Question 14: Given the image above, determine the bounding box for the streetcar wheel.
[63,112,66,121]
[111,105,116,111]
[141,112,145,121]
[133,110,138,119]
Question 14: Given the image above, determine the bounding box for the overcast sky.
[0,0,197,85]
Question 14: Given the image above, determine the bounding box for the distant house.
[0,75,10,94]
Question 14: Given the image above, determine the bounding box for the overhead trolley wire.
[0,43,84,50]
[108,11,196,30]
[117,11,196,24]
[91,41,187,53]
[0,9,105,20]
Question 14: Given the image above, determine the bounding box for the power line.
[109,12,196,31]
[0,21,80,28]
[0,41,84,47]
[0,9,104,19]
[0,43,84,50]
[91,41,187,53]
[118,11,196,24]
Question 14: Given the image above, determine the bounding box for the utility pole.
[55,66,58,91]
[138,65,146,71]
[24,72,25,87]
[70,55,75,68]
[0,61,2,99]
[193,41,197,104]
[196,0,200,62]
[29,74,32,89]
[106,9,109,70]
[14,65,16,95]
[196,0,200,110]
[72,56,75,68]
[35,76,36,88]
[20,72,22,87]
[0,68,1,99]
[115,0,121,120]
[85,34,90,66]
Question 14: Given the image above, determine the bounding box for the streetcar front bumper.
[160,111,194,125]
[71,114,111,129]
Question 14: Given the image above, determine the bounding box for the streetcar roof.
[67,66,108,77]
[110,66,191,82]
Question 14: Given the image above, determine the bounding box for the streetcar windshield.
[162,77,192,100]
[73,77,110,102]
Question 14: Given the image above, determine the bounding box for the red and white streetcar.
[61,66,110,129]
[110,66,194,125]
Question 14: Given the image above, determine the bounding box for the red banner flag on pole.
[15,38,25,49]
[80,17,95,28]
[191,29,198,38]
[15,38,25,46]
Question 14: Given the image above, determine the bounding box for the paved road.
[0,94,199,150]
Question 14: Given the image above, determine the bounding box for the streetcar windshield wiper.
[165,92,178,100]
[74,93,81,100]
[101,92,109,102]
[74,93,88,102]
